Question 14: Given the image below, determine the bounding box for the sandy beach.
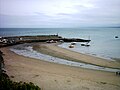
[1,44,120,90]
[33,43,120,69]
[1,0,120,89]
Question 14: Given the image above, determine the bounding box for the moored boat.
[69,45,74,48]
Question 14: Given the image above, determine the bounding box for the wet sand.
[33,43,120,69]
[1,45,120,90]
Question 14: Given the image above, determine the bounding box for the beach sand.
[1,45,120,90]
[33,43,120,69]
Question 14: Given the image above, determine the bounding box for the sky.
[0,0,120,28]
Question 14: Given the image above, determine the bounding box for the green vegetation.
[0,50,41,90]
[0,73,41,90]
[0,50,4,75]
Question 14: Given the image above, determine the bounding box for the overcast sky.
[0,0,120,28]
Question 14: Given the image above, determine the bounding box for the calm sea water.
[0,28,120,59]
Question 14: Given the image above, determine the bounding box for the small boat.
[69,45,74,48]
[81,44,90,47]
[115,36,118,38]
[81,36,91,47]
[59,40,64,42]
[81,42,90,47]
[81,43,85,46]
[71,42,76,45]
[85,44,90,47]
[46,40,57,43]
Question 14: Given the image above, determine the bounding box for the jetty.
[0,35,91,47]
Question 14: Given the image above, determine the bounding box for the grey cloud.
[0,0,120,28]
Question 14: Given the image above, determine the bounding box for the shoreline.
[9,42,120,72]
[1,46,120,90]
[10,44,120,72]
[59,44,113,61]
[33,43,120,69]
[58,42,120,61]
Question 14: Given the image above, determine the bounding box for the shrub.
[0,50,41,90]
[0,73,41,90]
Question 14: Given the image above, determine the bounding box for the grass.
[0,72,41,90]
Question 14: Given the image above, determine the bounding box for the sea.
[0,27,120,60]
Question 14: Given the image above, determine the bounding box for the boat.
[69,45,74,48]
[81,43,85,46]
[81,36,90,47]
[71,42,76,45]
[81,43,90,47]
[115,36,118,38]
[81,42,90,47]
